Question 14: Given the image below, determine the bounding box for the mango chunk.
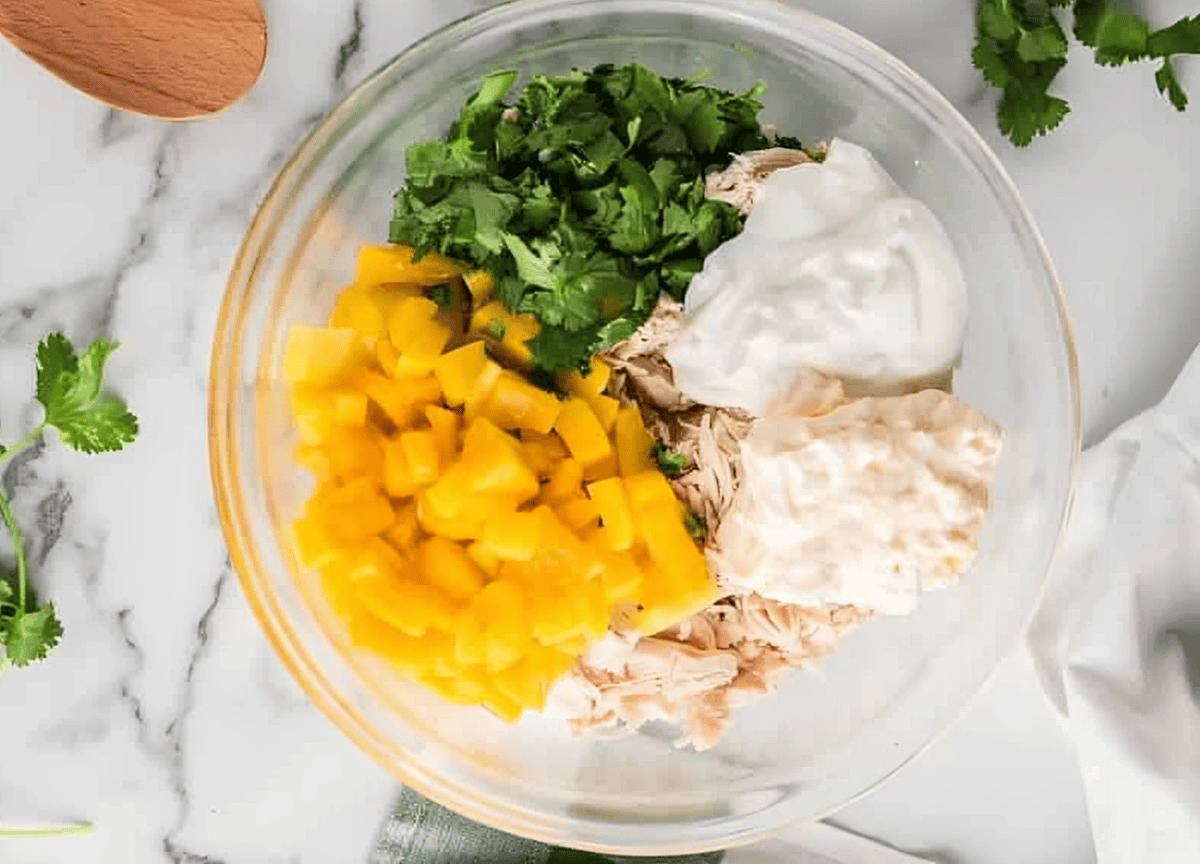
[553,396,612,468]
[586,476,634,551]
[315,478,395,544]
[356,243,461,287]
[559,357,611,398]
[480,370,561,434]
[417,536,486,601]
[433,341,490,408]
[614,405,655,476]
[399,429,440,485]
[356,574,458,636]
[282,326,365,386]
[460,418,539,501]
[480,510,544,562]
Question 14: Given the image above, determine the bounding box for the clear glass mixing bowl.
[209,0,1079,853]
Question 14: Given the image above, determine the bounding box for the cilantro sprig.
[974,1,1200,146]
[390,64,801,371]
[0,333,138,674]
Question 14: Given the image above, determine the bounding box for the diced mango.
[638,502,707,578]
[399,429,440,485]
[295,444,333,483]
[385,502,422,551]
[294,514,339,569]
[480,370,561,434]
[462,360,504,423]
[586,476,634,551]
[460,418,539,501]
[314,478,395,544]
[330,282,423,337]
[424,405,459,466]
[470,301,541,365]
[480,510,544,562]
[519,432,568,477]
[582,451,620,483]
[624,470,680,515]
[417,536,486,601]
[419,670,488,705]
[554,497,600,532]
[540,458,584,505]
[321,427,385,483]
[417,495,484,541]
[481,688,524,721]
[384,438,420,498]
[356,574,458,636]
[554,396,612,467]
[560,357,611,398]
[466,539,502,577]
[585,393,619,433]
[349,612,437,677]
[598,550,643,604]
[464,270,494,304]
[351,368,440,429]
[282,325,365,386]
[614,405,655,476]
[433,341,489,407]
[356,244,461,287]
[388,296,451,375]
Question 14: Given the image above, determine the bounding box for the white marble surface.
[0,0,1197,862]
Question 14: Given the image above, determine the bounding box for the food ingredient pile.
[282,65,1002,749]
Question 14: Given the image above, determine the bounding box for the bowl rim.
[209,0,1082,852]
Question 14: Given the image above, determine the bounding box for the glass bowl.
[209,0,1079,854]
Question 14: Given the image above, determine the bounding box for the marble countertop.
[1,1,1197,861]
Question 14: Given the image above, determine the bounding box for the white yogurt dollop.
[666,138,967,417]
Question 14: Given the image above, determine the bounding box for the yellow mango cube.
[559,357,611,398]
[417,536,486,600]
[460,418,539,501]
[480,371,561,434]
[554,497,600,533]
[464,270,494,304]
[623,470,679,515]
[355,243,461,287]
[424,405,460,466]
[350,368,439,429]
[598,550,643,604]
[466,539,502,577]
[383,438,420,498]
[614,405,655,476]
[356,574,458,636]
[553,396,612,468]
[349,612,436,677]
[315,478,395,544]
[295,444,333,483]
[433,341,489,407]
[385,501,422,551]
[480,510,544,562]
[282,325,365,386]
[294,514,339,569]
[585,393,620,433]
[481,688,524,722]
[417,494,484,541]
[399,429,440,485]
[540,458,584,505]
[586,476,635,551]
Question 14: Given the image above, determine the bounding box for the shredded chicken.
[551,596,872,750]
[704,147,812,215]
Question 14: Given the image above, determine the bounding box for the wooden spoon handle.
[0,0,267,119]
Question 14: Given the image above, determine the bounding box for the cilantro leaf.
[3,603,62,668]
[1156,58,1188,110]
[35,335,138,454]
[653,441,689,477]
[975,2,1199,145]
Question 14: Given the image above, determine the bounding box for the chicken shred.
[704,147,813,215]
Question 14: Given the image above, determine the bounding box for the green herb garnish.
[0,333,138,673]
[429,284,454,308]
[653,440,689,477]
[482,320,507,341]
[974,1,1200,146]
[685,510,707,542]
[390,63,793,371]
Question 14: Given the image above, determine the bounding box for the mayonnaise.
[666,138,967,417]
[712,389,1002,614]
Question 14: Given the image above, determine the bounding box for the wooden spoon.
[0,0,267,120]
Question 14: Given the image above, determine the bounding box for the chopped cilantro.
[685,510,707,542]
[429,284,453,308]
[652,440,689,477]
[482,320,506,340]
[389,63,801,370]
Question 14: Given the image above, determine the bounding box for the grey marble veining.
[1,0,1198,862]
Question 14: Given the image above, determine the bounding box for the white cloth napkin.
[1029,342,1200,863]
